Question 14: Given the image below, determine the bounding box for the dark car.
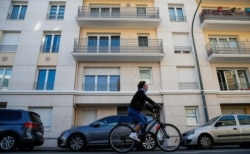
[0,109,44,151]
[182,114,250,149]
[57,115,155,151]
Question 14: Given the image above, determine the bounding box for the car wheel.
[0,134,17,151]
[68,134,86,151]
[140,133,156,151]
[198,134,213,149]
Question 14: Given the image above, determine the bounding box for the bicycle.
[109,109,182,153]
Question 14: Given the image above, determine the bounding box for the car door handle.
[233,128,237,130]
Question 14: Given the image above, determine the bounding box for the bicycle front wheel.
[109,124,135,153]
[155,123,182,152]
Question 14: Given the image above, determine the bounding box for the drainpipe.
[191,0,209,122]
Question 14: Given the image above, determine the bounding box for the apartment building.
[0,0,249,147]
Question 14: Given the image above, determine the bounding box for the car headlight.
[60,130,70,137]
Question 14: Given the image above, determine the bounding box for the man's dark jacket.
[129,89,158,111]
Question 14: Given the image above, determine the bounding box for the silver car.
[57,115,154,151]
[182,114,250,149]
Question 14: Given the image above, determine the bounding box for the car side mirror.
[214,121,223,127]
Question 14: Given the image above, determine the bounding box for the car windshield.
[202,116,220,126]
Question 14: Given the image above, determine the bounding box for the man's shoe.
[129,132,141,142]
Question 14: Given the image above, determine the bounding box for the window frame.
[216,68,250,91]
[36,68,56,90]
[139,67,152,84]
[168,6,185,22]
[42,32,61,53]
[87,34,120,53]
[9,3,27,20]
[185,106,199,126]
[0,68,12,90]
[48,3,65,20]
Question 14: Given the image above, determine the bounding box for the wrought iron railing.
[82,83,120,92]
[200,9,250,23]
[46,14,64,20]
[0,82,9,90]
[206,41,250,56]
[73,38,163,53]
[77,6,159,19]
[33,82,54,90]
[219,83,250,91]
[40,45,59,53]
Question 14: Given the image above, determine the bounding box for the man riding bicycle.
[128,81,160,142]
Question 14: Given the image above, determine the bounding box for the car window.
[94,116,119,126]
[29,112,42,123]
[237,115,250,125]
[0,110,22,121]
[217,115,236,126]
[203,116,220,126]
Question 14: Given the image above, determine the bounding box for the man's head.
[137,81,148,91]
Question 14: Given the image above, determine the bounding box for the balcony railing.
[77,6,159,19]
[219,83,250,91]
[200,9,250,23]
[206,41,250,56]
[0,82,9,90]
[33,82,54,90]
[0,45,18,52]
[73,38,163,53]
[82,83,120,92]
[40,45,59,53]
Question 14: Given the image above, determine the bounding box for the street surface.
[2,146,250,154]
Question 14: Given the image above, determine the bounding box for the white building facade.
[0,0,250,147]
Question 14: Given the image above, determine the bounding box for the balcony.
[199,9,250,31]
[72,38,165,62]
[198,0,250,3]
[206,41,250,63]
[76,6,160,28]
[219,82,250,91]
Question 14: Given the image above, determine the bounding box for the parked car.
[57,115,155,151]
[0,109,44,151]
[182,114,250,149]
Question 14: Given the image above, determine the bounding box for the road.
[2,146,250,154]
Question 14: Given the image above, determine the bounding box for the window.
[48,4,65,19]
[185,107,199,126]
[42,33,61,52]
[137,7,146,16]
[173,33,192,53]
[168,6,185,22]
[138,36,148,47]
[9,3,27,20]
[139,68,152,83]
[36,69,56,90]
[0,68,12,90]
[217,69,250,91]
[238,115,250,125]
[29,107,52,130]
[0,32,20,52]
[83,68,120,92]
[177,67,198,89]
[90,7,120,17]
[209,37,239,54]
[87,35,120,53]
[217,115,236,126]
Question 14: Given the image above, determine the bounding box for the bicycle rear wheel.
[155,123,182,152]
[109,124,135,153]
